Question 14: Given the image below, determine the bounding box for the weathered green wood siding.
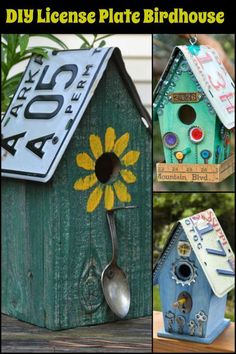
[2,59,151,330]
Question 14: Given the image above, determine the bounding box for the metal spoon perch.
[101,206,137,318]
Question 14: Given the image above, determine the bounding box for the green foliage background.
[153,192,235,321]
[1,34,112,112]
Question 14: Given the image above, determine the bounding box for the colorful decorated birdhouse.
[153,209,235,344]
[1,47,151,330]
[153,45,235,167]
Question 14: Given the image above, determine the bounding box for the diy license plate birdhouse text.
[153,44,235,183]
[1,47,151,330]
[153,209,235,344]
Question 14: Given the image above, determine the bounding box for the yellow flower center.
[95,152,121,184]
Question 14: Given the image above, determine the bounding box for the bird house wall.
[213,118,231,164]
[158,70,218,164]
[205,293,227,337]
[1,59,151,329]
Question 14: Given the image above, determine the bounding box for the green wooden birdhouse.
[153,45,235,165]
[1,47,152,330]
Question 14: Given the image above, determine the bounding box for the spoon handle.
[106,211,118,265]
[106,206,137,265]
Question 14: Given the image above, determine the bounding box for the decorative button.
[201,150,210,159]
[176,151,184,160]
[174,148,191,163]
[163,132,178,149]
[200,149,212,164]
[189,126,204,143]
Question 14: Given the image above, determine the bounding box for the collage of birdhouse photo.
[153,34,235,192]
[1,33,235,353]
[153,34,235,353]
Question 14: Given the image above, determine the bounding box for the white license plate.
[181,209,234,298]
[1,47,113,182]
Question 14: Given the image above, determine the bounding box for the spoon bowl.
[101,263,130,318]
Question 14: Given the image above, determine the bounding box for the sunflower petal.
[87,186,103,213]
[76,153,95,170]
[121,151,140,166]
[105,127,116,152]
[104,185,114,210]
[114,181,131,202]
[120,169,137,183]
[74,173,98,191]
[90,134,103,159]
[113,132,129,157]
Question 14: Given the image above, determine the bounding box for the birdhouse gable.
[180,209,234,298]
[154,45,235,130]
[1,47,150,183]
[154,209,234,298]
[153,223,184,285]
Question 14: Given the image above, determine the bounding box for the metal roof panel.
[180,209,235,297]
[154,45,235,130]
[1,47,151,182]
[177,45,234,129]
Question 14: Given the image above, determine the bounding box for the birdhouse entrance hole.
[178,105,196,125]
[95,152,121,183]
[172,259,197,286]
[176,291,192,314]
[176,262,192,281]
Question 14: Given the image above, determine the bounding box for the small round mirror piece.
[189,126,204,143]
[163,132,178,149]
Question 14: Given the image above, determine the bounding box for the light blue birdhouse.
[153,45,235,165]
[153,209,235,344]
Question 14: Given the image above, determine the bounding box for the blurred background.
[153,34,235,192]
[153,192,235,321]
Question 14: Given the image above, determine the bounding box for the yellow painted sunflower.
[73,127,140,213]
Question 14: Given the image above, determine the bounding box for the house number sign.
[181,209,234,298]
[1,47,115,182]
[169,92,202,103]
